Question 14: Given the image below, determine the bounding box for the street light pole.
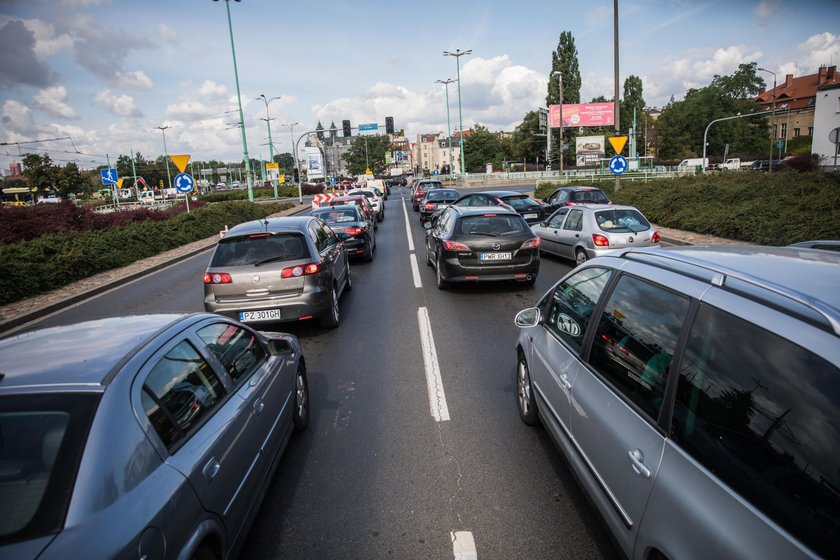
[281,122,301,203]
[436,78,456,176]
[552,70,564,174]
[156,125,172,190]
[443,49,472,177]
[758,67,777,173]
[613,0,621,191]
[257,94,281,197]
[215,0,255,201]
[702,111,771,173]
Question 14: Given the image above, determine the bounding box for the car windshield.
[210,233,309,267]
[312,209,359,224]
[595,209,651,233]
[458,215,528,236]
[502,195,540,210]
[427,190,459,201]
[0,393,100,546]
[570,190,609,203]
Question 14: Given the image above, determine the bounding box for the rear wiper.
[254,256,290,266]
[470,232,499,237]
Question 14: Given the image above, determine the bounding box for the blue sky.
[1,0,838,169]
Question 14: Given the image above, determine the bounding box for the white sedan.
[347,188,384,222]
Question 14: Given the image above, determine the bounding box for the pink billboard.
[549,102,614,128]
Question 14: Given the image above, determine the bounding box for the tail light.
[280,263,322,278]
[346,227,364,236]
[564,202,576,206]
[520,237,540,250]
[593,234,609,247]
[652,230,661,244]
[444,240,470,251]
[204,272,232,284]
[424,202,435,210]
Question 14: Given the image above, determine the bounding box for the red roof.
[756,65,837,110]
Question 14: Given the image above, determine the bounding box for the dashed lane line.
[417,306,450,422]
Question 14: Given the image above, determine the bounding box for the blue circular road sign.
[432,169,439,176]
[174,173,195,193]
[609,155,628,175]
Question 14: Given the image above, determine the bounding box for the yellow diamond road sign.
[169,154,191,174]
[608,136,628,154]
[365,168,372,175]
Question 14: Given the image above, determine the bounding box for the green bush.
[0,201,291,305]
[199,185,300,202]
[535,172,840,246]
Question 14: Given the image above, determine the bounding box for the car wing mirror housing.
[267,338,294,356]
[514,307,541,328]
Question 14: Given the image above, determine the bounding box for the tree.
[547,31,582,165]
[21,153,58,193]
[341,135,390,176]
[621,75,645,137]
[511,111,546,162]
[462,124,503,172]
[273,152,295,172]
[54,162,89,198]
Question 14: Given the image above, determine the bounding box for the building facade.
[414,132,462,175]
[812,82,840,169]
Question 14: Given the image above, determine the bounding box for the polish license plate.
[480,252,512,261]
[240,309,282,322]
[524,213,539,219]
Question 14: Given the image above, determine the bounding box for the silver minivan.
[514,245,840,560]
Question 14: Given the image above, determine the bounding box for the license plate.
[524,213,539,219]
[240,309,282,322]
[480,252,512,261]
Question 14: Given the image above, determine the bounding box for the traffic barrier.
[311,193,339,209]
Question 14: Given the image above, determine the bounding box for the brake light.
[280,263,322,278]
[346,227,364,236]
[593,234,609,247]
[444,240,470,251]
[204,272,232,284]
[652,230,661,244]
[520,237,540,249]
[248,233,271,238]
[424,202,435,210]
[564,202,577,206]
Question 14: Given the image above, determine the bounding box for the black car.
[424,206,540,289]
[751,159,782,172]
[452,190,547,224]
[541,186,611,214]
[419,188,460,223]
[311,204,375,261]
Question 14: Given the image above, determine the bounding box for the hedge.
[199,183,324,203]
[535,172,840,246]
[0,201,291,305]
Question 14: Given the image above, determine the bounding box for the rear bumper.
[204,287,331,323]
[439,254,540,282]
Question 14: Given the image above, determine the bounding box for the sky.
[1,0,839,170]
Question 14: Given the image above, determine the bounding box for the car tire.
[345,267,352,291]
[377,213,383,222]
[319,284,340,328]
[575,248,588,266]
[364,239,374,262]
[436,256,448,290]
[517,354,539,426]
[293,363,309,432]
[426,245,433,266]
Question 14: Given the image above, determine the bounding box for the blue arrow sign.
[100,168,118,185]
[330,177,336,185]
[174,173,195,193]
[432,169,439,175]
[609,155,628,175]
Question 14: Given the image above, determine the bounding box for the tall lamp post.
[214,0,255,201]
[443,48,471,176]
[757,67,777,173]
[281,122,301,203]
[551,70,564,174]
[436,78,456,176]
[257,94,281,197]
[156,125,172,190]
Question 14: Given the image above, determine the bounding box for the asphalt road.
[25,187,620,560]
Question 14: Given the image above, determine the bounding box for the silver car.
[204,216,351,328]
[532,204,660,265]
[514,245,840,560]
[0,313,308,560]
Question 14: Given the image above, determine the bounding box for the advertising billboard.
[575,135,606,167]
[549,103,614,128]
[304,147,323,179]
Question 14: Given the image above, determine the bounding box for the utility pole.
[613,0,621,191]
[444,48,472,177]
[758,67,777,173]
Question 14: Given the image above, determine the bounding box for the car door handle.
[575,234,580,238]
[559,373,571,390]
[628,449,651,478]
[203,457,221,482]
[253,398,265,414]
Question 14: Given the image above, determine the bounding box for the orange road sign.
[608,136,628,154]
[170,154,191,173]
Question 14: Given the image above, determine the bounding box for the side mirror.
[267,338,294,356]
[514,307,541,328]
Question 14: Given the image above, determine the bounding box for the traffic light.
[385,116,394,135]
[293,168,300,183]
[342,120,351,137]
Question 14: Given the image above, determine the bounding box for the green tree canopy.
[511,111,546,162]
[341,135,391,176]
[21,153,58,193]
[463,124,503,172]
[547,31,581,165]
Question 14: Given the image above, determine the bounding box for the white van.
[677,157,708,169]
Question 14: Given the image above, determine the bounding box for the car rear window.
[427,190,459,201]
[595,209,650,232]
[0,393,100,546]
[458,215,528,236]
[419,181,443,190]
[502,195,541,210]
[312,209,359,223]
[570,189,609,203]
[210,233,309,267]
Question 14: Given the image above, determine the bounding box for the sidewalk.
[0,203,746,334]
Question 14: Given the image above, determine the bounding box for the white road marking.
[417,307,450,422]
[402,197,415,252]
[451,531,478,560]
[410,254,422,288]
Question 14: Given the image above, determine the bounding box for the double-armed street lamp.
[280,122,301,203]
[435,78,456,176]
[214,0,255,200]
[443,49,471,176]
[757,67,777,173]
[156,125,172,190]
[257,94,281,196]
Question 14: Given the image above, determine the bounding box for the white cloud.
[34,86,78,119]
[2,100,38,135]
[95,90,142,118]
[18,18,74,57]
[60,0,107,6]
[165,80,231,119]
[112,70,154,90]
[158,23,178,43]
[754,0,781,18]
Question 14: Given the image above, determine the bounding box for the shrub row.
[0,201,291,306]
[535,172,840,246]
[199,183,325,203]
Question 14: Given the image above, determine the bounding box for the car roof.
[469,190,523,197]
[0,314,194,390]
[225,216,312,237]
[313,204,358,213]
[560,203,641,212]
[449,205,521,217]
[556,186,606,192]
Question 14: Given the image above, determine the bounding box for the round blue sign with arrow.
[174,173,195,193]
[609,155,628,175]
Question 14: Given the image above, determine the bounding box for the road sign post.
[174,172,194,213]
[609,155,628,175]
[830,127,840,170]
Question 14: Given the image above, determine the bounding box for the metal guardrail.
[92,200,177,213]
